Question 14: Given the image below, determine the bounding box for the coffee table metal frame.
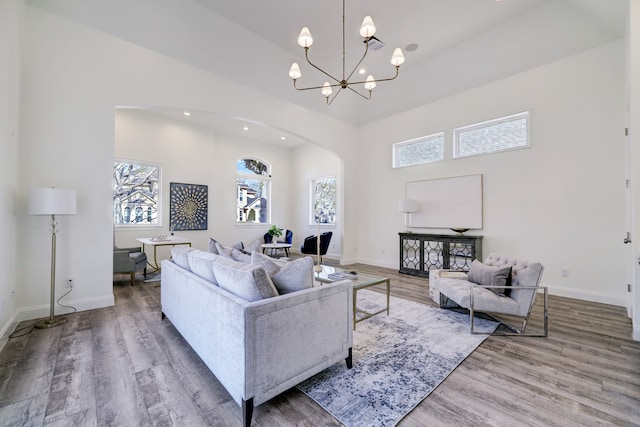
[314,266,390,329]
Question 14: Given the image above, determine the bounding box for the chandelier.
[288,0,405,105]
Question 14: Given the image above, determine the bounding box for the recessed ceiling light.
[359,69,366,75]
[183,111,191,116]
[281,136,286,141]
[243,126,249,131]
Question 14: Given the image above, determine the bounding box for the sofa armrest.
[244,279,353,406]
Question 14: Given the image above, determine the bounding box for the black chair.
[264,229,293,244]
[300,231,332,262]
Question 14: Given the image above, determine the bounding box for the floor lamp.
[28,187,77,329]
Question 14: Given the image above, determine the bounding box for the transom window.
[392,132,444,168]
[236,158,271,224]
[113,159,161,226]
[454,111,530,158]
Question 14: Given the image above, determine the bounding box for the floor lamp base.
[35,316,67,329]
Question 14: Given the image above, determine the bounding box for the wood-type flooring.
[1,261,639,426]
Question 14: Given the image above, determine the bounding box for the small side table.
[261,243,291,257]
[137,236,192,272]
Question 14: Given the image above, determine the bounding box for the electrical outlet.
[66,278,74,289]
[560,268,569,278]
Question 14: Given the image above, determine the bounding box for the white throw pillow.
[231,248,251,263]
[212,257,279,302]
[208,238,219,254]
[215,242,234,259]
[271,256,314,294]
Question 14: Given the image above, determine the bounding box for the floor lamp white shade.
[29,187,77,329]
[398,198,418,231]
[29,188,77,216]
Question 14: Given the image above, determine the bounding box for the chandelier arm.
[347,66,400,86]
[305,48,342,84]
[327,87,345,105]
[345,40,370,83]
[293,80,345,91]
[345,84,372,100]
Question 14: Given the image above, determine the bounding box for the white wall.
[290,143,342,259]
[0,0,23,348]
[356,40,627,307]
[114,109,293,263]
[13,5,356,325]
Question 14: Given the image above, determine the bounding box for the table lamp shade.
[398,198,418,213]
[29,188,77,216]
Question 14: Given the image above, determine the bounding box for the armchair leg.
[130,272,135,286]
[345,347,353,369]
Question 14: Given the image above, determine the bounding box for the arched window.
[236,158,271,224]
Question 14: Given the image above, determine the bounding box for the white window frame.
[113,159,162,228]
[454,111,530,159]
[309,176,337,226]
[392,132,444,169]
[236,158,271,225]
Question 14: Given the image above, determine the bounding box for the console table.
[399,233,482,278]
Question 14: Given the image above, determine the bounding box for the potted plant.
[267,225,283,243]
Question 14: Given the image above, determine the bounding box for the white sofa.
[160,248,353,426]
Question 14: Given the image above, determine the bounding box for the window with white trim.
[310,176,336,225]
[236,158,271,224]
[454,111,530,158]
[392,132,444,168]
[113,159,161,226]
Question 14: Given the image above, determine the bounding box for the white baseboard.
[14,294,115,323]
[0,310,20,352]
[633,326,640,341]
[545,284,627,308]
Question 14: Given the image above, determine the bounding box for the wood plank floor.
[1,262,639,426]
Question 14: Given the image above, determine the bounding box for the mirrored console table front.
[398,233,483,278]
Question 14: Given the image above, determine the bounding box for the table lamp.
[28,187,77,328]
[398,198,418,232]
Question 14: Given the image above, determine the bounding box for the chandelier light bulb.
[359,16,376,38]
[391,48,405,66]
[364,75,376,91]
[289,62,302,79]
[321,82,333,97]
[298,27,314,48]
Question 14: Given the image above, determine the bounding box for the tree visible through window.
[311,176,336,225]
[236,158,270,224]
[113,160,161,226]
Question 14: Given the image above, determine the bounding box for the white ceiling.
[28,0,627,147]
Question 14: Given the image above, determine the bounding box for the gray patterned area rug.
[297,290,498,427]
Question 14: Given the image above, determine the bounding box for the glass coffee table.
[315,265,390,329]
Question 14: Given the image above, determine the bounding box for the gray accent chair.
[431,253,547,336]
[114,243,148,286]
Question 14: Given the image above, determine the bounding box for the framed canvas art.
[170,182,208,231]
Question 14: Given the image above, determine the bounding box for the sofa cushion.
[251,250,282,276]
[212,257,279,302]
[172,246,195,271]
[187,250,220,284]
[271,256,314,294]
[467,259,512,296]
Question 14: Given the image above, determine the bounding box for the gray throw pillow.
[231,248,251,263]
[171,246,196,271]
[212,257,279,302]
[250,250,282,276]
[271,256,314,294]
[467,260,512,296]
[187,250,220,284]
[208,238,219,254]
[215,242,234,259]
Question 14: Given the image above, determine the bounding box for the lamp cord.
[8,288,77,339]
